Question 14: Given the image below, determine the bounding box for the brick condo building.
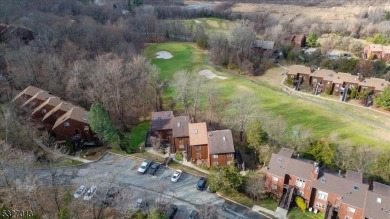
[266,147,390,219]
[150,111,236,167]
[13,86,93,143]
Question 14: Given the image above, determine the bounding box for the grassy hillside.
[145,42,390,149]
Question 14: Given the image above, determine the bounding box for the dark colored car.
[165,204,178,219]
[148,163,160,176]
[187,210,199,219]
[102,187,119,206]
[196,177,207,190]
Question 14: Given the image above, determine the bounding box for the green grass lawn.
[145,42,390,148]
[288,207,325,219]
[129,121,150,149]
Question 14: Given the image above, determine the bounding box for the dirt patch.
[198,69,227,80]
[205,20,220,28]
[156,51,173,59]
[253,66,286,87]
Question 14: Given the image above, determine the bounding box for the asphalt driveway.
[36,153,268,219]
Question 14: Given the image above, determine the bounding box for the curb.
[215,192,273,219]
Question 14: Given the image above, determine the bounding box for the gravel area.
[198,69,227,80]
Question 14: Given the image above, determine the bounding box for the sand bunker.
[194,19,202,24]
[198,69,227,80]
[156,51,173,59]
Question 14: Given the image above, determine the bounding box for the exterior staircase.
[278,186,295,210]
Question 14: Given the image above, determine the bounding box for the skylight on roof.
[320,178,326,183]
[194,129,198,134]
[377,197,382,203]
[353,185,359,191]
[177,122,180,127]
[277,158,283,163]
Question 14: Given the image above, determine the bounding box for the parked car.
[74,185,86,198]
[171,170,182,182]
[187,210,199,219]
[148,163,160,176]
[103,187,119,206]
[84,185,97,201]
[138,160,152,174]
[165,204,178,219]
[196,177,207,190]
[135,198,148,209]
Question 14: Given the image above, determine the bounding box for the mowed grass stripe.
[146,42,390,149]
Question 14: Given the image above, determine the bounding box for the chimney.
[357,72,364,82]
[312,162,319,180]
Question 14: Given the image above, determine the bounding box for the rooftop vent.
[177,123,180,128]
[157,116,161,120]
[320,177,326,183]
[194,129,198,134]
[222,136,226,141]
[277,157,283,164]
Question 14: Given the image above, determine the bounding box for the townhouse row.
[287,65,390,96]
[150,111,235,168]
[266,148,390,219]
[13,86,93,143]
[363,44,390,62]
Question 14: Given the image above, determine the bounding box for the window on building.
[317,191,328,201]
[315,202,325,209]
[179,144,184,149]
[272,177,278,182]
[64,122,70,127]
[336,84,339,87]
[227,161,232,165]
[213,162,218,166]
[347,207,355,213]
[196,153,201,157]
[196,146,201,150]
[178,138,183,142]
[295,179,306,188]
[377,197,382,203]
[313,79,317,83]
[345,217,351,219]
[227,153,233,158]
[271,185,277,190]
[213,154,218,158]
[296,190,304,196]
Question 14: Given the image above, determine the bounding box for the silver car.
[74,185,86,198]
[137,160,152,174]
[84,185,97,201]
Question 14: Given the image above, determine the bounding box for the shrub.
[286,78,293,86]
[295,196,306,212]
[175,152,183,161]
[325,86,332,95]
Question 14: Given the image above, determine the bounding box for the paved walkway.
[33,138,93,163]
[145,147,210,174]
[252,205,288,219]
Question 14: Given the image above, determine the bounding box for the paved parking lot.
[36,153,268,219]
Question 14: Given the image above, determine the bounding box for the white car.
[83,185,97,201]
[171,170,182,182]
[138,160,152,174]
[74,185,86,198]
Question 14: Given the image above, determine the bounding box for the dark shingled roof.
[151,111,174,131]
[13,85,45,102]
[364,182,390,219]
[52,107,89,130]
[313,172,368,208]
[172,116,190,138]
[267,153,314,180]
[207,130,235,154]
[42,101,74,122]
[21,90,53,107]
[31,97,61,115]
